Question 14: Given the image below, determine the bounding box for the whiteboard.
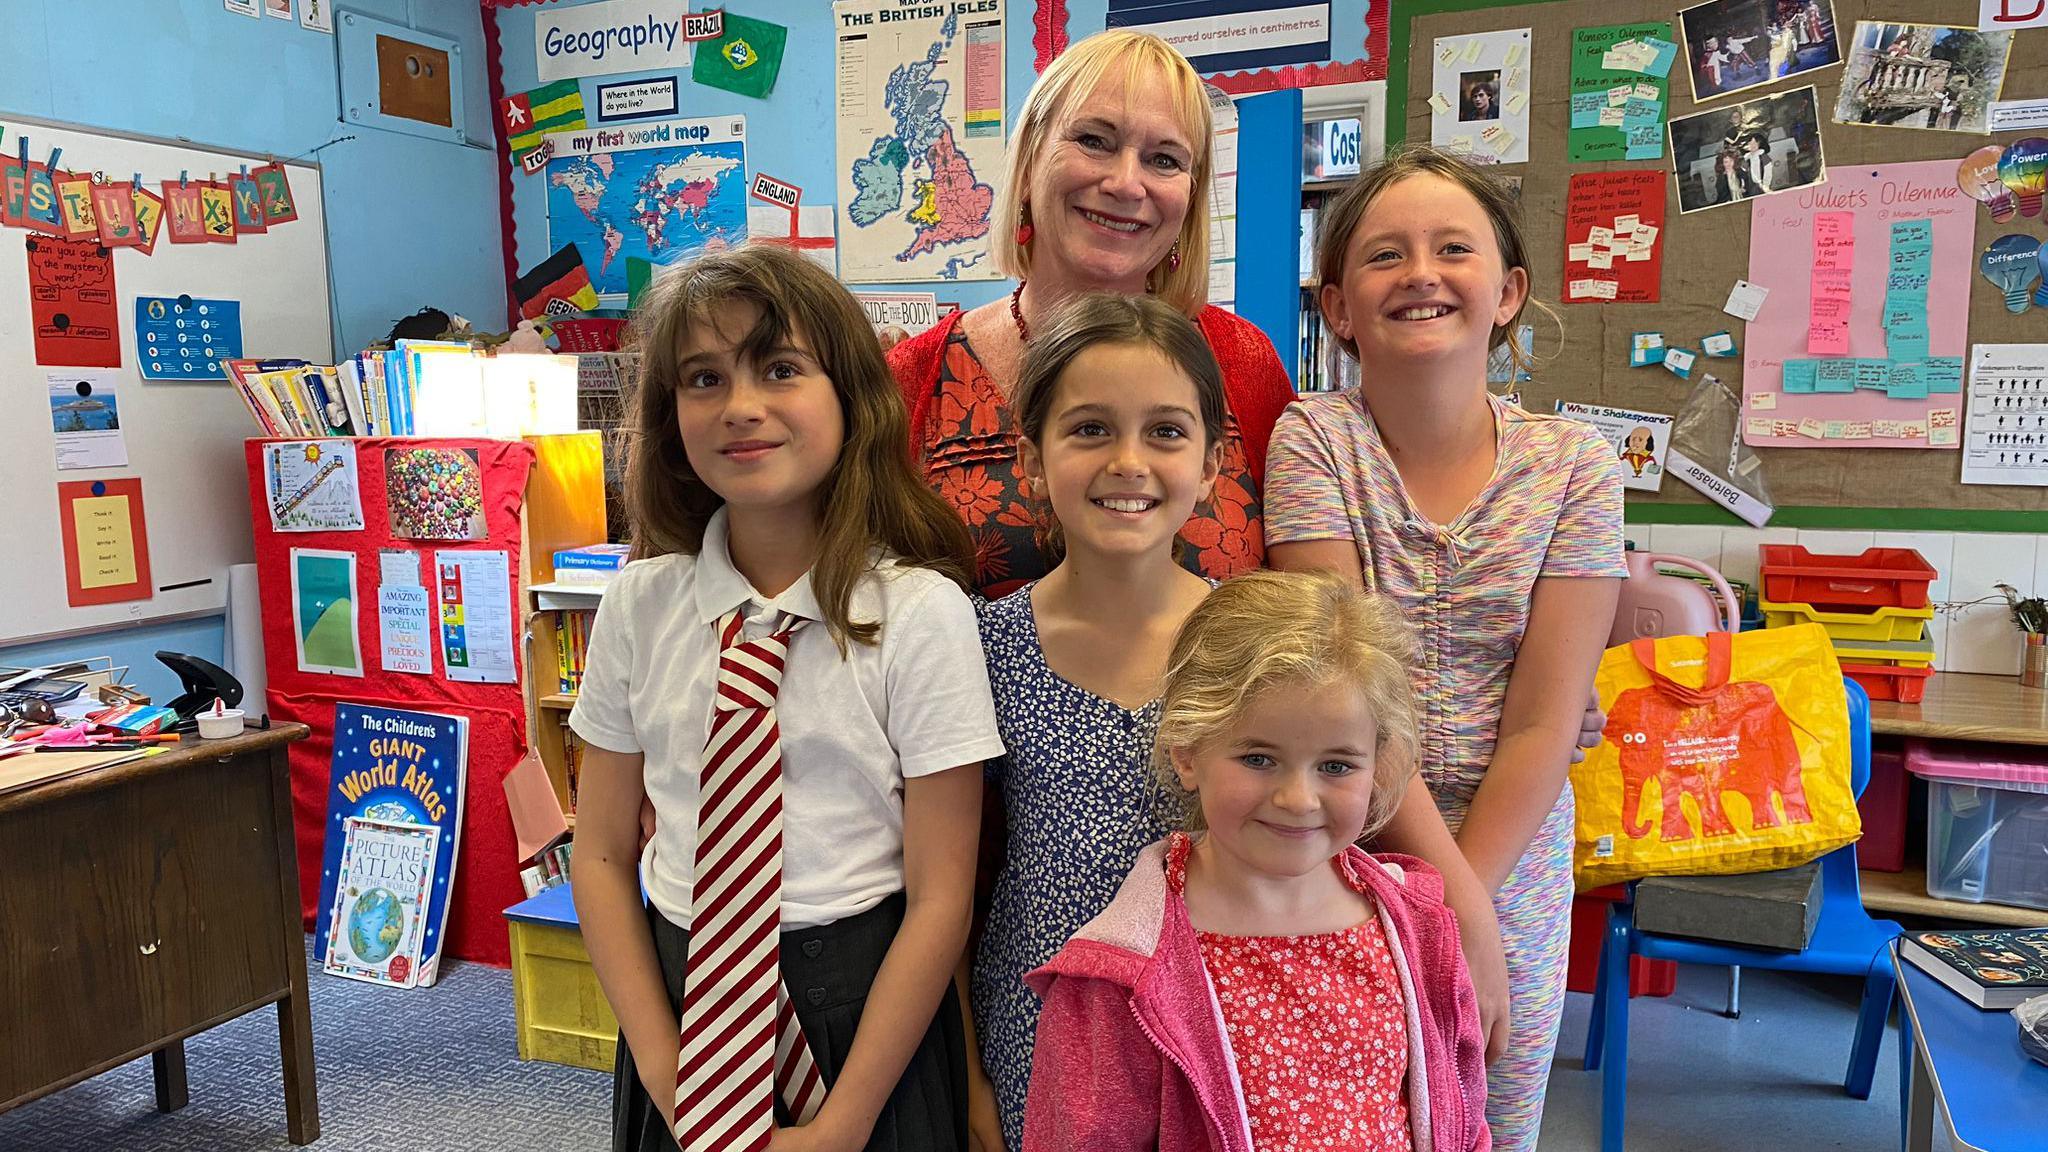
[0,114,331,645]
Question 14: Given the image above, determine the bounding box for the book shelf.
[516,435,609,825]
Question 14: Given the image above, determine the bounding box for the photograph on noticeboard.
[1680,0,1841,103]
[1670,85,1826,213]
[1831,22,2013,135]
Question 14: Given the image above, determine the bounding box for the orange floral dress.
[922,328,1265,598]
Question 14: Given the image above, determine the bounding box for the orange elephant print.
[1604,681,1812,842]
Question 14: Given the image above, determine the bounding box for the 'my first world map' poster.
[834,0,1005,282]
[544,116,749,297]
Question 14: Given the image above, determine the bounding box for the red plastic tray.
[1842,661,1934,703]
[1758,546,1936,610]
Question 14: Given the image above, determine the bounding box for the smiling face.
[1320,173,1528,373]
[1018,340,1220,562]
[1171,679,1382,880]
[672,303,844,525]
[1026,66,1197,296]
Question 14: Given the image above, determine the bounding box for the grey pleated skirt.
[613,893,968,1152]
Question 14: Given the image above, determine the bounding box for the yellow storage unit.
[1760,597,1933,643]
[506,884,619,1072]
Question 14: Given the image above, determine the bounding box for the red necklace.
[1010,281,1030,343]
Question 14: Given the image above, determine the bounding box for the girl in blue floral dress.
[968,294,1226,1151]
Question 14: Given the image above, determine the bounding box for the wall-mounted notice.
[597,77,680,122]
[1563,170,1665,304]
[1963,343,2048,485]
[1430,28,1533,164]
[27,237,120,369]
[135,295,243,380]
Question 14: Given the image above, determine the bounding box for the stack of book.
[553,609,594,695]
[226,344,579,438]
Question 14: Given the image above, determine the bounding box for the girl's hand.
[639,1062,678,1136]
[1572,689,1606,764]
[967,1062,1008,1152]
[1460,907,1512,1065]
[769,1117,862,1152]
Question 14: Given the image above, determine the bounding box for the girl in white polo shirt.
[571,244,1003,1152]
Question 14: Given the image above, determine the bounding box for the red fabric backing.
[245,438,537,968]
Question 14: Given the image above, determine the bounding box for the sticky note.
[1624,244,1652,261]
[1631,83,1659,102]
[1439,42,1459,68]
[1663,348,1697,378]
[1507,67,1526,89]
[1746,417,1773,438]
[1464,38,1483,63]
[1874,419,1905,439]
[1585,279,1618,300]
[1724,280,1769,322]
[1781,360,1817,393]
[1931,424,1960,447]
[1599,106,1628,128]
[1615,214,1641,233]
[1640,37,1677,77]
[1444,137,1473,154]
[1750,390,1778,410]
[1902,422,1928,440]
[1588,226,1615,248]
[1608,85,1632,107]
[1568,243,1594,262]
[1797,419,1826,439]
[1925,357,1964,393]
[1622,96,1661,123]
[1589,250,1614,270]
[1429,92,1453,115]
[1844,421,1874,440]
[1506,91,1528,116]
[1772,420,1800,437]
[1623,126,1662,160]
[1810,269,1854,300]
[1854,359,1892,391]
[1813,360,1857,392]
[1822,420,1849,439]
[1630,332,1665,367]
[1505,41,1523,67]
[1632,224,1658,246]
[1702,331,1737,358]
[1480,125,1517,154]
[1889,327,1930,360]
[1888,363,1928,399]
[1891,219,1933,249]
[1808,324,1849,357]
[1570,92,1605,128]
[1813,212,1853,245]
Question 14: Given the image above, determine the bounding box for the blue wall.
[0,0,503,691]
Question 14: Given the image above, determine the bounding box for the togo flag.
[503,79,586,154]
[692,11,786,100]
[514,244,600,320]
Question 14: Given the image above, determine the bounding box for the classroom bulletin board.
[1395,0,2048,523]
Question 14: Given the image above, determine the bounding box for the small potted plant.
[1997,583,2048,687]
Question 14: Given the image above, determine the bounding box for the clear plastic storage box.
[1909,739,2048,912]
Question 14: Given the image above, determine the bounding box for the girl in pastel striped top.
[1265,147,1628,1152]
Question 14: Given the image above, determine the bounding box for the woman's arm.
[1455,575,1621,892]
[781,764,981,1152]
[1267,538,1510,1063]
[572,743,681,1124]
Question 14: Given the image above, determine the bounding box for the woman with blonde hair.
[888,29,1294,598]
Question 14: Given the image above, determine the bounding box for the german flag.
[502,80,586,155]
[514,244,600,320]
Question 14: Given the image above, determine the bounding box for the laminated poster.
[47,369,126,471]
[26,236,120,369]
[385,447,485,541]
[136,295,244,380]
[1430,28,1533,164]
[264,440,365,532]
[57,477,152,607]
[1742,159,1973,448]
[1556,402,1674,492]
[435,549,517,684]
[1563,171,1666,304]
[1962,344,2048,484]
[291,548,364,677]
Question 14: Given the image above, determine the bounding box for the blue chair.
[1581,678,1900,1152]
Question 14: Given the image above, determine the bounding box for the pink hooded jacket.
[1022,836,1491,1152]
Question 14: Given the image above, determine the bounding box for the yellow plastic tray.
[1760,597,1932,642]
[1829,633,1936,668]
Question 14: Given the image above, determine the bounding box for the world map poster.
[834,0,1005,282]
[542,116,749,298]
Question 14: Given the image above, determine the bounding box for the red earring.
[1015,217,1034,246]
[1167,242,1182,271]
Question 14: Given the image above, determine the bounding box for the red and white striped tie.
[674,610,828,1150]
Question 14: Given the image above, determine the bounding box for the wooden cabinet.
[516,433,609,822]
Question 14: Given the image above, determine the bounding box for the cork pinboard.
[1390,0,2048,527]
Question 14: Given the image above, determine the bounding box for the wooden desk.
[0,725,318,1144]
[1870,672,2048,746]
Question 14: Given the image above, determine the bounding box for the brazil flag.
[692,12,786,100]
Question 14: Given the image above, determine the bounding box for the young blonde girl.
[1265,146,1627,1150]
[1023,570,1491,1152]
[967,292,1225,1152]
[571,244,1004,1152]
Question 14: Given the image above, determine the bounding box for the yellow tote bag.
[1572,624,1861,890]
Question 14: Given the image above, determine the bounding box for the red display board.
[245,438,536,968]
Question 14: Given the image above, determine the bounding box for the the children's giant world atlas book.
[315,703,468,985]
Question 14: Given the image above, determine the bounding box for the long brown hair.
[622,244,973,649]
[1314,145,1551,379]
[1009,292,1225,565]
